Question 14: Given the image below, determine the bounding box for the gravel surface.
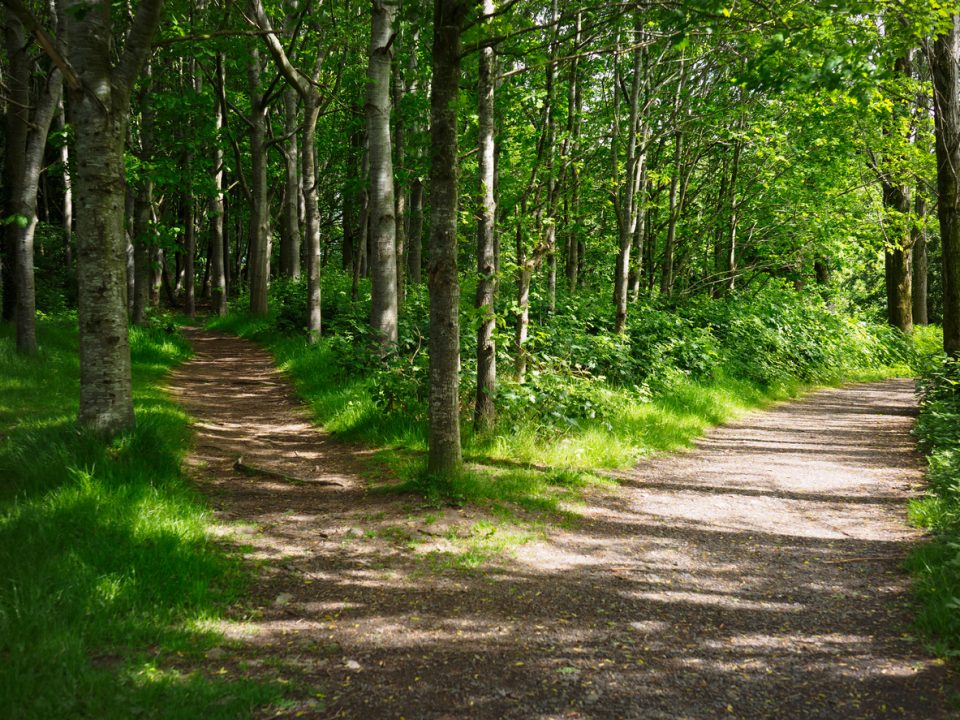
[170,328,958,719]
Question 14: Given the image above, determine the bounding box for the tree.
[474,0,496,431]
[427,0,470,476]
[251,0,339,340]
[367,0,399,349]
[2,3,62,354]
[930,13,960,355]
[62,0,164,433]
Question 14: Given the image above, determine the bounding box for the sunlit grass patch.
[0,316,287,719]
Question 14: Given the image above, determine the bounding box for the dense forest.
[4,0,960,717]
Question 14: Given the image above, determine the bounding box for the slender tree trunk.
[58,99,73,266]
[303,99,323,339]
[475,0,497,432]
[913,195,928,326]
[183,181,196,317]
[247,43,270,316]
[210,52,227,316]
[544,0,559,314]
[613,24,644,334]
[564,12,582,294]
[367,0,399,348]
[660,130,682,297]
[132,65,155,325]
[280,85,301,278]
[404,25,422,287]
[408,178,424,283]
[427,0,467,477]
[393,48,407,307]
[4,9,62,353]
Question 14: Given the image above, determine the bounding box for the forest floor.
[169,328,958,719]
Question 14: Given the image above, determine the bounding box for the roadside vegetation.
[0,316,285,719]
[210,271,915,511]
[910,325,960,658]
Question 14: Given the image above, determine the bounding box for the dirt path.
[170,328,956,719]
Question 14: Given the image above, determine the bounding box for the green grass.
[208,310,908,513]
[906,333,960,659]
[0,315,286,719]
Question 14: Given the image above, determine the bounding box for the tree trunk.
[930,15,960,356]
[210,52,227,316]
[64,0,164,434]
[404,25,422,288]
[408,178,424,283]
[660,130,682,297]
[367,0,399,348]
[393,47,407,307]
[2,9,29,324]
[247,43,270,316]
[612,24,644,334]
[4,9,62,354]
[544,0,559,315]
[475,0,496,432]
[132,64,155,325]
[912,195,928,326]
[427,0,467,477]
[58,99,73,266]
[280,85,301,278]
[564,12,582,294]
[303,99,323,339]
[882,183,914,334]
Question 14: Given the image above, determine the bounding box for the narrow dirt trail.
[170,328,956,719]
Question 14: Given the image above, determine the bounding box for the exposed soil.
[169,328,957,719]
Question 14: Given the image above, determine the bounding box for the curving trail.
[170,328,956,719]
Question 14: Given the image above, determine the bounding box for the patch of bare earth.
[169,328,957,719]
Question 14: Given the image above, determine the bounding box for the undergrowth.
[0,315,285,719]
[210,272,913,513]
[909,328,960,658]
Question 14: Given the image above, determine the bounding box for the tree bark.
[882,183,914,334]
[210,52,227,316]
[250,0,323,337]
[132,65,155,325]
[612,23,644,334]
[280,85,301,278]
[246,39,270,316]
[4,8,62,353]
[474,0,496,432]
[62,0,163,435]
[912,195,928,326]
[367,0,399,349]
[544,0,559,315]
[931,14,960,356]
[427,0,468,477]
[563,12,582,294]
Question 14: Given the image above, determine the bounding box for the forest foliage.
[4,0,960,703]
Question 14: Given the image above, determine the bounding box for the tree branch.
[114,0,165,101]
[0,0,80,90]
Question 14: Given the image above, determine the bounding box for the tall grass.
[0,316,283,719]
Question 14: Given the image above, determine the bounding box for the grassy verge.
[0,315,285,719]
[208,306,909,514]
[908,330,960,658]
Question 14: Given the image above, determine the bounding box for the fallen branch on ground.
[233,456,344,487]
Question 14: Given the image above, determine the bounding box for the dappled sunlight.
[164,332,955,718]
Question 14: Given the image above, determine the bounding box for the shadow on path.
[170,330,956,719]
